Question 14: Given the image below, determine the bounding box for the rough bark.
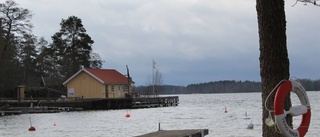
[0,19,5,66]
[256,0,292,136]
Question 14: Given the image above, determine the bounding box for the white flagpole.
[152,60,156,96]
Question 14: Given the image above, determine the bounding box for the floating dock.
[135,129,209,137]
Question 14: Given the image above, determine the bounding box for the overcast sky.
[8,0,320,86]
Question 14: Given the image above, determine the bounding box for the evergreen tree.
[0,0,33,96]
[49,16,101,78]
[35,37,60,77]
[19,34,39,86]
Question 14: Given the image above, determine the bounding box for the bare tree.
[90,53,103,68]
[293,0,320,6]
[146,60,164,96]
[0,0,33,66]
[154,68,164,95]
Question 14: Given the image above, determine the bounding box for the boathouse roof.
[63,68,132,85]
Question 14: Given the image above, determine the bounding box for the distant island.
[134,79,320,95]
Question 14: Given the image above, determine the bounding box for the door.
[117,86,121,97]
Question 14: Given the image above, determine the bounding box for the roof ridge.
[85,68,115,71]
[63,68,131,85]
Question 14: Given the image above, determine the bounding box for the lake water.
[0,92,319,137]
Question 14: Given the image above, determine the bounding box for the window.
[118,86,121,91]
[111,85,114,92]
[123,85,128,92]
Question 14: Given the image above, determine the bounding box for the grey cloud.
[14,0,320,85]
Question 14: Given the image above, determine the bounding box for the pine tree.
[49,16,101,78]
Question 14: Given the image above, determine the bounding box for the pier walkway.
[135,129,209,137]
[0,96,179,110]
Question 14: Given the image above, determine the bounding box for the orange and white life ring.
[274,80,311,137]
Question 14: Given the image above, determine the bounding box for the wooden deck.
[135,129,209,137]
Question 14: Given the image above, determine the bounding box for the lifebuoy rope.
[265,77,310,137]
[264,79,286,134]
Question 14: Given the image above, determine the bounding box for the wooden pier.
[135,129,209,137]
[0,110,23,116]
[132,96,179,108]
[0,96,179,111]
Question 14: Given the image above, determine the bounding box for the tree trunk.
[0,19,4,66]
[256,0,292,136]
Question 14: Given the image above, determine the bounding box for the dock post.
[158,122,161,131]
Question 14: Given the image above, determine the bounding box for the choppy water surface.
[0,92,319,137]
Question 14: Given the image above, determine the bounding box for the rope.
[265,78,307,134]
[264,79,286,134]
[264,79,286,112]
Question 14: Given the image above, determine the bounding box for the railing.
[132,96,179,108]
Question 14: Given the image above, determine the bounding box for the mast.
[126,65,131,97]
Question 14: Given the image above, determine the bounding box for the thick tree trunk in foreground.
[0,19,4,67]
[256,0,292,136]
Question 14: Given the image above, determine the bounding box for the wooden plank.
[135,129,209,137]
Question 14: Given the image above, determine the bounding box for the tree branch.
[292,0,320,7]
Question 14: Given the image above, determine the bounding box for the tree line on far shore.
[134,79,320,95]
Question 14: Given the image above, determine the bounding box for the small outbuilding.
[63,68,133,99]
